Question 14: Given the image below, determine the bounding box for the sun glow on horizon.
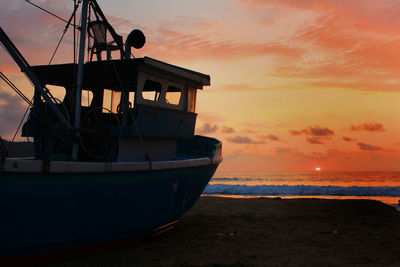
[315,167,321,172]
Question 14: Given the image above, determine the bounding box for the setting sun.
[315,167,321,172]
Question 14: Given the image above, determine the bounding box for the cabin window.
[187,88,197,112]
[129,91,135,108]
[43,85,66,102]
[141,80,161,102]
[81,90,93,107]
[111,91,121,114]
[103,89,121,113]
[165,86,181,105]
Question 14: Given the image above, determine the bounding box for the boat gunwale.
[2,156,221,174]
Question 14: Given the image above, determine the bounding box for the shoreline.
[203,194,400,206]
[50,196,400,266]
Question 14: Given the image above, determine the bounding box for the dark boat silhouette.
[0,0,222,258]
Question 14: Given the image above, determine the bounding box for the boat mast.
[72,0,89,161]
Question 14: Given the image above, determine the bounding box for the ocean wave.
[203,184,400,196]
[212,177,253,182]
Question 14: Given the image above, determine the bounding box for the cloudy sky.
[2,0,400,172]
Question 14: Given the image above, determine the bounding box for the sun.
[315,167,321,172]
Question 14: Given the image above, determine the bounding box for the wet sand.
[49,196,400,266]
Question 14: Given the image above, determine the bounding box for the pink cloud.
[241,0,400,92]
[1,0,300,69]
[1,1,74,67]
[146,28,302,63]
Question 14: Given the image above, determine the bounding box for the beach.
[47,196,400,266]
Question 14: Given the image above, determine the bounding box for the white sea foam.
[203,184,400,196]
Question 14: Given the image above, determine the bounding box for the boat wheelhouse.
[24,57,210,163]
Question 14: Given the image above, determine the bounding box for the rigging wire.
[0,71,35,147]
[1,3,80,150]
[0,28,68,126]
[86,2,92,61]
[2,1,79,117]
[11,100,31,144]
[39,1,82,124]
[47,0,82,65]
[3,1,81,155]
[0,71,33,149]
[25,0,79,29]
[0,58,69,149]
[0,71,32,105]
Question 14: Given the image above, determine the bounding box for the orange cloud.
[289,130,306,136]
[343,136,357,142]
[264,134,280,141]
[350,123,386,132]
[308,126,334,137]
[243,122,269,129]
[290,126,334,137]
[306,136,324,144]
[221,126,235,134]
[358,142,383,151]
[218,84,259,91]
[196,111,224,124]
[227,136,264,144]
[196,123,218,134]
[290,125,335,144]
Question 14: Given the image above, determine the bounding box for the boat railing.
[176,136,222,160]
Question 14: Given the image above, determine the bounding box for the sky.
[1,0,400,172]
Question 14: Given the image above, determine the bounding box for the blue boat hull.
[0,163,218,257]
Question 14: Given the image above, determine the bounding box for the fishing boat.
[0,0,222,258]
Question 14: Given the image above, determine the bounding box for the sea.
[204,171,400,206]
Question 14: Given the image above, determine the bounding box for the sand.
[47,196,400,266]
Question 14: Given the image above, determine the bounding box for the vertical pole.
[72,0,88,161]
[73,0,76,65]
